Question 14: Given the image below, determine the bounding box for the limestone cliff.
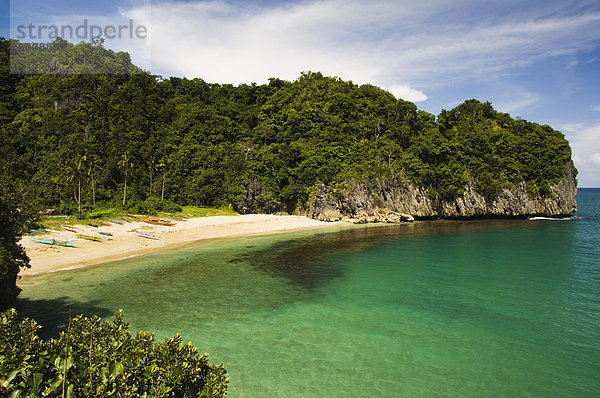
[308,160,577,222]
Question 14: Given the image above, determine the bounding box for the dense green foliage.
[0,47,33,304]
[0,309,228,397]
[0,38,573,215]
[0,178,30,305]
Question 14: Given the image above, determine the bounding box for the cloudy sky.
[3,0,600,186]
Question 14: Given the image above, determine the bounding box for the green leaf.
[9,389,21,398]
[109,361,123,378]
[65,356,74,371]
[32,372,43,391]
[2,369,18,388]
[6,370,18,383]
[66,384,74,398]
[43,378,62,395]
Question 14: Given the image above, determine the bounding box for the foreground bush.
[0,310,228,397]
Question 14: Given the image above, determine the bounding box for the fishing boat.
[45,228,60,232]
[142,219,176,227]
[88,223,99,227]
[48,215,70,219]
[99,231,113,237]
[100,221,111,226]
[61,225,77,232]
[30,237,76,247]
[119,217,131,223]
[137,232,159,240]
[76,234,102,242]
[29,229,44,234]
[109,220,124,225]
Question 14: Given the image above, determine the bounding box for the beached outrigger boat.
[119,217,131,223]
[137,232,159,240]
[88,223,99,227]
[99,231,113,237]
[76,234,102,242]
[142,219,176,227]
[61,225,77,232]
[109,220,124,225]
[30,237,76,247]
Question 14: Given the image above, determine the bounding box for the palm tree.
[119,152,134,207]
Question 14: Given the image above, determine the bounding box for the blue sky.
[3,0,600,186]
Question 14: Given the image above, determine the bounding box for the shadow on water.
[229,219,538,289]
[14,296,114,339]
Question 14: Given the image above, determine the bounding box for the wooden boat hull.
[137,232,159,240]
[142,220,176,227]
[99,231,113,237]
[30,237,76,247]
[76,234,102,242]
[109,220,124,225]
[61,225,77,232]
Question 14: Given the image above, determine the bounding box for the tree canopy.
[0,37,574,215]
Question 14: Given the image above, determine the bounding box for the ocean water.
[17,189,600,397]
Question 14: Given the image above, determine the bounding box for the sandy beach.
[20,215,347,276]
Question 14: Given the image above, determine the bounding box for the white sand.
[20,215,347,276]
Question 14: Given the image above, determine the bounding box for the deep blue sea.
[17,189,600,396]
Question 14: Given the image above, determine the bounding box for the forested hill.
[0,38,576,219]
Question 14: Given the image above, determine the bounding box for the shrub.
[0,309,228,397]
[57,202,77,216]
[131,197,183,215]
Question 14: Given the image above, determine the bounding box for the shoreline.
[19,215,350,277]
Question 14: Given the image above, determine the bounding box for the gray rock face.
[236,178,280,214]
[309,160,577,222]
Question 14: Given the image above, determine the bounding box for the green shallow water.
[17,189,600,397]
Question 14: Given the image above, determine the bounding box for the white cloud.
[591,104,600,112]
[113,0,600,101]
[491,88,542,114]
[20,1,600,103]
[563,123,600,187]
[386,85,427,102]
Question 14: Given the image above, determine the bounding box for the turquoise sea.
[17,189,600,397]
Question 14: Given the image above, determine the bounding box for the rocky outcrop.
[309,160,577,222]
[236,178,281,214]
